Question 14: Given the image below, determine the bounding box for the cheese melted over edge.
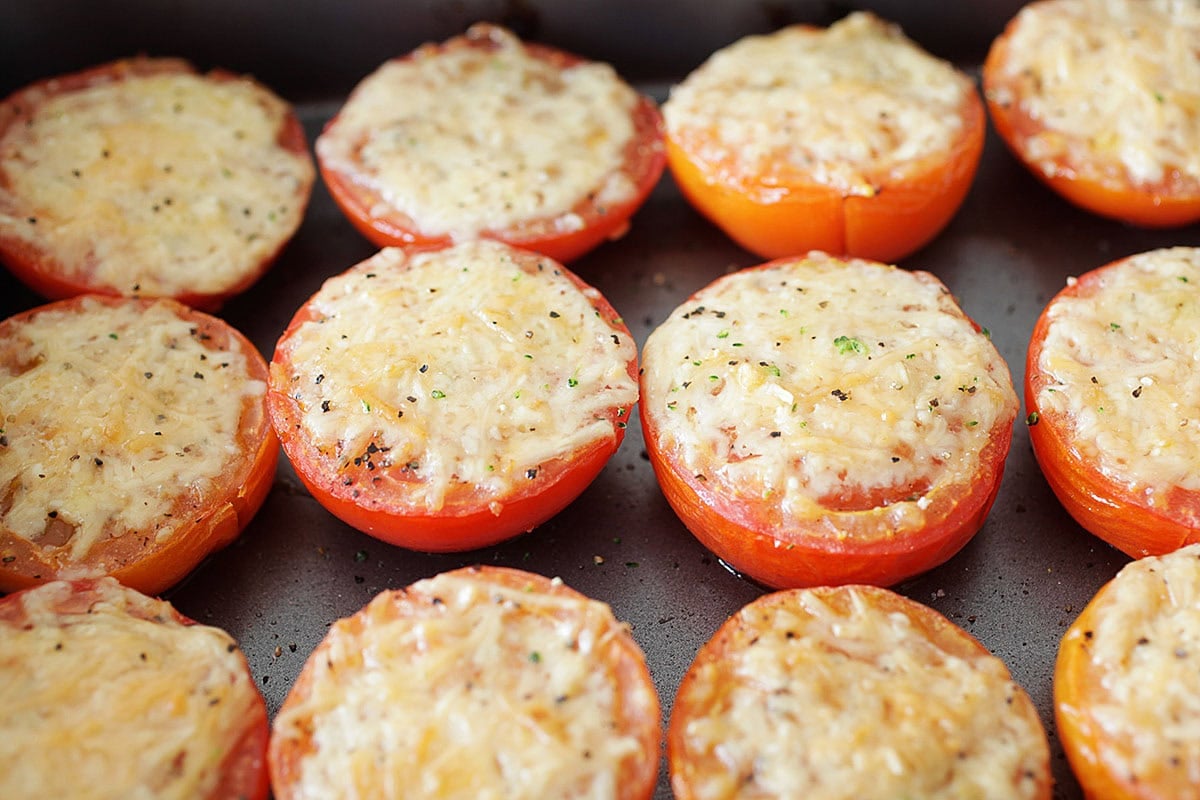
[316,26,639,241]
[273,240,638,513]
[272,572,654,799]
[1082,544,1200,786]
[989,0,1200,188]
[640,254,1016,530]
[0,71,313,296]
[0,297,264,566]
[675,587,1047,800]
[1036,247,1200,496]
[663,12,972,194]
[0,578,262,800]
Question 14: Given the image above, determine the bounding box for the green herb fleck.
[107,332,118,340]
[529,651,542,663]
[717,330,730,339]
[834,336,866,355]
[567,377,578,388]
[431,390,446,399]
[1026,411,1040,426]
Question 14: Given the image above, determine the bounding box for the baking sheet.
[3,10,1199,798]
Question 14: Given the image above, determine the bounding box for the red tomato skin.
[641,401,1013,589]
[983,21,1200,229]
[266,247,637,553]
[317,30,665,264]
[0,295,278,596]
[1024,265,1200,559]
[664,37,985,264]
[0,58,312,312]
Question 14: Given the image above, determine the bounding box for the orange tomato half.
[0,57,314,311]
[267,242,638,552]
[1025,248,1200,557]
[0,295,277,595]
[0,578,270,800]
[639,252,1018,589]
[1056,545,1200,798]
[663,14,985,263]
[269,566,661,799]
[316,24,665,264]
[669,584,1051,799]
[983,0,1200,227]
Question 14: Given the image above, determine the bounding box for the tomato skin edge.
[664,86,985,264]
[275,425,624,553]
[639,398,1014,589]
[983,25,1200,229]
[1024,275,1200,558]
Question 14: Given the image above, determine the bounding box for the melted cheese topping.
[663,12,973,194]
[1074,544,1200,786]
[272,240,638,512]
[0,297,264,566]
[1035,247,1200,496]
[675,587,1047,799]
[641,253,1016,529]
[988,0,1200,187]
[316,25,639,241]
[0,578,263,800]
[0,68,313,296]
[273,572,654,799]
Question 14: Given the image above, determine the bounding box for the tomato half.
[269,565,661,799]
[266,241,639,552]
[662,13,985,264]
[0,56,314,312]
[1025,248,1200,558]
[0,295,278,595]
[1055,545,1200,798]
[669,584,1051,799]
[983,0,1200,228]
[315,23,665,264]
[639,252,1018,589]
[0,577,270,800]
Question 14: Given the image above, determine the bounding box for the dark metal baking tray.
[4,4,1199,798]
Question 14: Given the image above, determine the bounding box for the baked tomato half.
[640,251,1018,588]
[983,0,1200,228]
[661,11,984,264]
[0,577,269,800]
[0,56,314,311]
[267,240,639,552]
[1025,247,1200,558]
[669,584,1051,799]
[0,294,277,595]
[315,23,665,264]
[1056,544,1200,798]
[269,565,661,799]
